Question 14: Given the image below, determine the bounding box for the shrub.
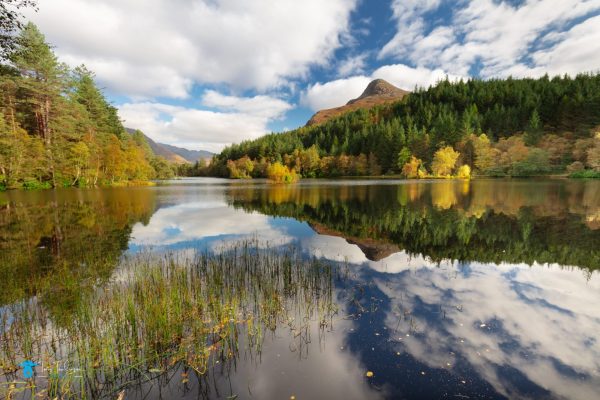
[483,166,508,177]
[569,170,600,179]
[457,165,471,179]
[402,156,423,179]
[267,162,299,184]
[511,148,551,176]
[23,180,52,190]
[566,161,585,174]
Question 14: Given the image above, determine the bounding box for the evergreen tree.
[524,109,543,145]
[211,73,600,179]
[0,23,170,189]
[10,23,66,185]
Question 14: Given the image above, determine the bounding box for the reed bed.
[0,240,338,399]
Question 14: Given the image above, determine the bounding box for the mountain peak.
[307,79,409,126]
[347,79,406,105]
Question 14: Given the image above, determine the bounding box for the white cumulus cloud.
[300,76,372,111]
[301,64,463,111]
[381,0,600,79]
[118,91,292,152]
[201,91,292,120]
[337,53,369,77]
[28,0,358,97]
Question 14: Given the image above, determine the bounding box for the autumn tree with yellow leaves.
[0,23,172,190]
[431,147,460,177]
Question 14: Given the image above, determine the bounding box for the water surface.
[1,178,599,399]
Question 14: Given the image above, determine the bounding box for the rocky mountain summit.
[306,79,409,126]
[348,79,408,104]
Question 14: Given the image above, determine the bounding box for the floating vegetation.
[0,241,338,399]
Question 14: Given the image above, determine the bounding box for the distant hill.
[125,128,214,164]
[214,74,600,178]
[306,79,409,126]
[158,143,214,164]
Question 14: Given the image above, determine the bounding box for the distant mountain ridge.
[125,128,214,164]
[307,79,409,126]
[157,142,214,164]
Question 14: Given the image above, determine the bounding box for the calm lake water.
[1,178,600,399]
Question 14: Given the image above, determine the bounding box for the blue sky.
[28,0,600,152]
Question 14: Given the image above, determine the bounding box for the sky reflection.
[124,179,600,399]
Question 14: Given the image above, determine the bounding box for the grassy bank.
[569,170,600,179]
[0,180,157,191]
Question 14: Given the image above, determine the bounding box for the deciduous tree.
[432,146,460,176]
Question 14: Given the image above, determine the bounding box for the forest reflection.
[0,188,158,308]
[228,179,600,270]
[1,180,599,399]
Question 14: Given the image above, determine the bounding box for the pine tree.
[524,109,543,146]
[0,23,163,188]
[10,23,66,186]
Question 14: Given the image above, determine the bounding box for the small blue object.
[19,360,38,379]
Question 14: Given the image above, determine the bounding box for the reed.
[0,240,337,399]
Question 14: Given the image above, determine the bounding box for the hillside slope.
[159,143,214,163]
[126,128,213,164]
[213,74,600,179]
[306,79,409,126]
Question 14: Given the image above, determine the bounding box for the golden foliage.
[472,134,497,172]
[431,146,460,177]
[227,156,254,179]
[267,162,299,184]
[457,165,471,179]
[402,156,423,179]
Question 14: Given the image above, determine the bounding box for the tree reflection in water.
[1,179,599,399]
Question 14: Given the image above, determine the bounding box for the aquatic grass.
[0,240,337,398]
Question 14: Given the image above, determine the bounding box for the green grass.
[0,241,338,399]
[22,180,53,190]
[569,170,600,179]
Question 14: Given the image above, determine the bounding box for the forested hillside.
[210,75,600,179]
[0,23,174,190]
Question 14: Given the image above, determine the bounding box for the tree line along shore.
[2,24,600,191]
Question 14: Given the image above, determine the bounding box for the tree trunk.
[37,96,56,187]
[72,165,80,186]
[7,94,17,135]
